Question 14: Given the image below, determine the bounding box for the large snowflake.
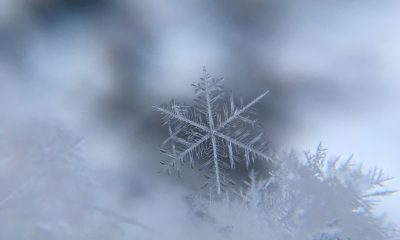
[154,68,271,195]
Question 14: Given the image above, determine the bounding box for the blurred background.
[1,0,399,227]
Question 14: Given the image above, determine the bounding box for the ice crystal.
[154,67,270,195]
[187,145,398,240]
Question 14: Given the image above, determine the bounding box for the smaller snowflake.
[154,67,272,195]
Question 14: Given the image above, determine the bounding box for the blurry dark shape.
[26,0,110,22]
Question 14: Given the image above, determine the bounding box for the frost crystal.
[154,67,270,195]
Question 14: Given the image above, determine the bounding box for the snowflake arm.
[162,122,192,146]
[153,105,210,132]
[216,90,269,131]
[202,68,224,195]
[161,133,211,175]
[214,131,272,164]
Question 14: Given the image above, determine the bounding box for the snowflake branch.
[203,67,222,195]
[163,133,211,166]
[178,133,210,159]
[153,106,210,132]
[216,91,269,130]
[161,123,192,146]
[215,132,271,162]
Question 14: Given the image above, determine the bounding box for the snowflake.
[154,67,271,195]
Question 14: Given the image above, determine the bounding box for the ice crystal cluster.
[186,146,398,240]
[154,67,270,195]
